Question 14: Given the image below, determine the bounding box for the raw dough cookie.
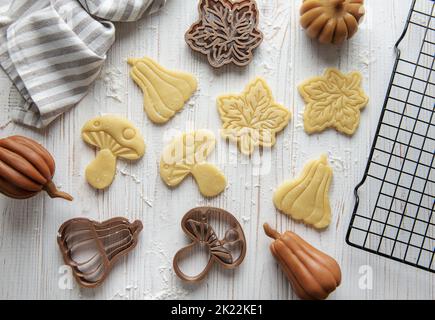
[299,68,369,135]
[300,0,365,45]
[185,0,263,68]
[128,57,198,124]
[273,155,333,229]
[217,78,292,156]
[160,130,226,197]
[82,115,146,189]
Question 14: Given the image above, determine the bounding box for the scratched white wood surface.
[0,0,434,300]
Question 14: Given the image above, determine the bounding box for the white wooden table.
[1,0,434,300]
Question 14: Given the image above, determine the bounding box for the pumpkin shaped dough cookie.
[160,130,226,197]
[299,68,369,135]
[273,155,333,229]
[82,115,145,190]
[300,0,365,45]
[128,57,198,124]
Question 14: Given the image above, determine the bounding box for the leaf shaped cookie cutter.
[185,0,263,68]
[57,217,143,288]
[173,207,247,282]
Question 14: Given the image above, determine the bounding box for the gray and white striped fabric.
[79,0,166,21]
[0,0,166,128]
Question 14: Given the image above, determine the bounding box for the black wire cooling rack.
[346,0,435,273]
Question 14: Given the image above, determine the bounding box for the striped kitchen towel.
[0,0,166,128]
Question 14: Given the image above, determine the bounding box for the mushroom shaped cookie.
[81,115,145,190]
[300,0,365,45]
[160,130,226,197]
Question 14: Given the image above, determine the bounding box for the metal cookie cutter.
[57,217,143,288]
[173,207,247,282]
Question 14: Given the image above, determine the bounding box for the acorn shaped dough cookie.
[273,155,333,229]
[82,115,146,190]
[300,0,365,45]
[128,57,198,124]
[0,136,73,200]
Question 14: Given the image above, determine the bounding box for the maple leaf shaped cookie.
[185,0,263,68]
[299,68,369,135]
[217,78,292,155]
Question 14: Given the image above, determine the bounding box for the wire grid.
[346,0,435,273]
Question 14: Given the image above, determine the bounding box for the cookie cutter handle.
[173,242,214,282]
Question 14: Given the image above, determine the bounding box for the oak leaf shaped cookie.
[185,0,263,68]
[128,57,197,124]
[160,130,227,197]
[299,68,369,135]
[217,78,292,155]
[273,155,333,229]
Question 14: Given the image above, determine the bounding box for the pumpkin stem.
[44,181,73,201]
[130,220,143,234]
[263,223,281,240]
[331,0,345,10]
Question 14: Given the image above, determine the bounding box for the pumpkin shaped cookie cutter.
[173,207,246,282]
[57,217,143,288]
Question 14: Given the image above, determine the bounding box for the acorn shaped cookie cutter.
[57,217,143,288]
[173,207,247,282]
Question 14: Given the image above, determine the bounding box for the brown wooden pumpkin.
[300,0,365,45]
[0,135,73,200]
[264,223,341,300]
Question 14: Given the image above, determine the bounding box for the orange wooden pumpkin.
[0,135,72,200]
[300,0,365,45]
[264,223,341,300]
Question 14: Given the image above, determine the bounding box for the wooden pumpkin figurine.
[263,223,341,300]
[300,0,365,45]
[0,135,73,201]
